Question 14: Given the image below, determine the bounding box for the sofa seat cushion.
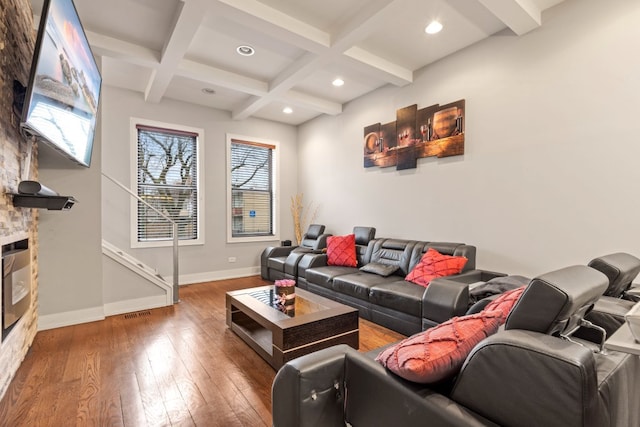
[369,281,425,317]
[333,273,398,302]
[267,256,287,271]
[306,266,359,290]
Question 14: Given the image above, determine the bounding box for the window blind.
[137,125,198,242]
[230,140,274,237]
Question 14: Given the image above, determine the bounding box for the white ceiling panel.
[163,75,251,112]
[101,57,153,93]
[187,23,300,82]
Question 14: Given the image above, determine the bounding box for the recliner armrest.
[261,246,297,279]
[624,286,640,302]
[422,276,470,327]
[284,251,307,277]
[272,345,348,427]
[448,269,507,284]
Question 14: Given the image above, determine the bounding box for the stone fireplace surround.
[0,0,39,400]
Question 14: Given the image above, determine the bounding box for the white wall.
[298,0,640,277]
[38,114,104,323]
[101,86,299,284]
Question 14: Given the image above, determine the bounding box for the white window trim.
[130,117,205,248]
[226,133,280,244]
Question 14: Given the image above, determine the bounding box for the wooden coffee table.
[226,285,359,369]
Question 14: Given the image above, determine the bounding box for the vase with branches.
[290,193,318,245]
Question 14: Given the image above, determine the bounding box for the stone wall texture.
[0,0,39,400]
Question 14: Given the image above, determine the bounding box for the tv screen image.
[21,0,101,167]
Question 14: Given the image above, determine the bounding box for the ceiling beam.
[343,47,412,87]
[477,0,542,35]
[282,90,342,116]
[144,0,209,103]
[232,0,404,120]
[177,59,268,96]
[212,0,330,53]
[87,31,160,68]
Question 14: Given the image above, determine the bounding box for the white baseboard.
[180,266,260,285]
[103,295,170,316]
[37,268,260,331]
[38,306,105,331]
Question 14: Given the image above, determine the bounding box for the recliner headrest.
[304,224,325,240]
[505,265,608,336]
[588,252,640,297]
[353,226,376,245]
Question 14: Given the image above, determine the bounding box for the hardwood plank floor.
[0,276,405,426]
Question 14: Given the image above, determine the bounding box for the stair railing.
[102,172,179,303]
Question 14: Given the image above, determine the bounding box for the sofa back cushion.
[588,252,640,297]
[505,265,609,336]
[409,242,476,273]
[368,239,416,277]
[301,224,327,249]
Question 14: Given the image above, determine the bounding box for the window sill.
[227,235,279,244]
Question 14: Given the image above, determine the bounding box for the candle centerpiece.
[274,279,296,315]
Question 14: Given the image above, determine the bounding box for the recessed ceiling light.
[425,21,443,34]
[236,45,255,56]
[283,107,293,114]
[201,88,216,95]
[332,78,345,87]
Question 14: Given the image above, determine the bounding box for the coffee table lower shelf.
[226,286,359,370]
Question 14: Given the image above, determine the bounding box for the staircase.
[102,239,173,305]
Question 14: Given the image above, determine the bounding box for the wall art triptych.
[363,99,465,170]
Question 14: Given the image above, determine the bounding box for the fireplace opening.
[2,238,31,342]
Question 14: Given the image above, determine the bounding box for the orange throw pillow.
[376,310,501,383]
[482,286,526,324]
[326,234,357,267]
[405,248,467,287]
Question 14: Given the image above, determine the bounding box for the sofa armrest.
[283,251,307,277]
[448,269,507,284]
[272,345,348,427]
[298,253,328,275]
[421,276,470,327]
[624,286,640,302]
[261,246,297,280]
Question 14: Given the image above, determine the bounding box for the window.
[227,134,279,243]
[131,118,204,247]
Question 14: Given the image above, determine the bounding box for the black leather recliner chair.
[581,252,640,338]
[272,265,640,427]
[260,224,330,282]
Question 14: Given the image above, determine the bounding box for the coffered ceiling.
[30,0,566,125]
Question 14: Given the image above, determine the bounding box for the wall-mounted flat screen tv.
[20,0,101,168]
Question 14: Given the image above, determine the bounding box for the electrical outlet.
[228,257,237,263]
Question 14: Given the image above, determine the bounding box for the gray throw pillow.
[360,262,399,277]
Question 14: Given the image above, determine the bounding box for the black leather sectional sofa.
[295,234,500,336]
[272,265,640,427]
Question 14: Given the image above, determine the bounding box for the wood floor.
[0,276,405,426]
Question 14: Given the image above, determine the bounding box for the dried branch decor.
[290,193,318,245]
